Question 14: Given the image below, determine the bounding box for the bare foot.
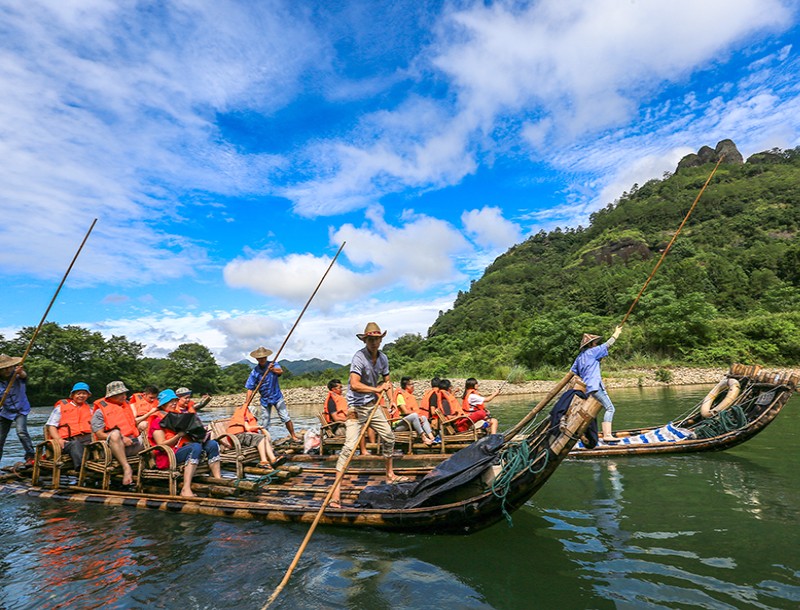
[180,489,197,498]
[122,468,133,486]
[328,500,341,509]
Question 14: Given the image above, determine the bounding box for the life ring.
[700,377,741,418]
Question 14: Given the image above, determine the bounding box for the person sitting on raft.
[174,387,211,413]
[461,378,500,434]
[570,326,623,442]
[130,385,160,432]
[419,377,440,426]
[225,403,286,469]
[391,377,435,446]
[91,381,143,486]
[148,389,222,497]
[438,379,481,433]
[324,379,373,455]
[45,382,94,469]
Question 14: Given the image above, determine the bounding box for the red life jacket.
[324,391,348,423]
[419,388,439,419]
[462,388,481,413]
[53,398,93,439]
[93,398,138,438]
[396,388,419,415]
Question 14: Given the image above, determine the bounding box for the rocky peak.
[676,139,744,173]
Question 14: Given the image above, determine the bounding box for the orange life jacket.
[462,388,481,413]
[147,411,187,448]
[226,405,258,435]
[93,398,138,438]
[396,388,419,415]
[419,388,440,419]
[53,398,93,439]
[324,391,348,423]
[130,392,158,417]
[439,390,463,418]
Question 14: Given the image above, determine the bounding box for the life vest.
[93,398,138,438]
[439,391,463,418]
[462,389,481,413]
[419,388,439,419]
[324,392,348,423]
[396,388,419,415]
[227,405,258,435]
[130,392,158,417]
[53,398,93,439]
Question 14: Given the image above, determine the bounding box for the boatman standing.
[0,354,35,466]
[330,322,403,509]
[244,346,300,443]
[571,326,623,442]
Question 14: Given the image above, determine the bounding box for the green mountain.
[280,358,345,376]
[386,141,800,378]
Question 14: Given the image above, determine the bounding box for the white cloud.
[462,206,523,250]
[222,209,471,302]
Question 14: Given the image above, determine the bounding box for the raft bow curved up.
[569,364,798,459]
[0,390,601,533]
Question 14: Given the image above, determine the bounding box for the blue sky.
[1,0,799,366]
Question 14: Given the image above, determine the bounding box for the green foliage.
[655,369,673,383]
[158,343,221,394]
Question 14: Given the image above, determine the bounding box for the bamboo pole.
[503,370,574,441]
[245,242,346,410]
[619,157,723,327]
[262,398,384,609]
[0,219,97,411]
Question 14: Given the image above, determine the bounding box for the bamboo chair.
[77,436,141,490]
[433,407,485,454]
[317,412,347,455]
[136,438,210,497]
[208,418,262,478]
[32,427,74,490]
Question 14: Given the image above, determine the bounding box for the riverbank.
[205,365,795,407]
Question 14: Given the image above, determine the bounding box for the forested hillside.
[386,143,800,378]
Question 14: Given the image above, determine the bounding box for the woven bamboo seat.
[77,437,141,490]
[208,418,262,478]
[136,439,210,496]
[31,427,75,490]
[433,407,485,453]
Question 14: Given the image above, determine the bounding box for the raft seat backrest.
[32,426,74,490]
[77,433,143,490]
[317,412,346,455]
[434,407,483,454]
[208,417,262,478]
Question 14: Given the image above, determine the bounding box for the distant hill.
[279,358,345,376]
[385,140,800,377]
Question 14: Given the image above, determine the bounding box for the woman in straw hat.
[330,322,406,508]
[0,354,35,466]
[570,326,623,442]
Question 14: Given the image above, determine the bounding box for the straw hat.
[579,333,602,350]
[357,322,387,341]
[249,346,273,359]
[105,380,129,398]
[0,354,22,369]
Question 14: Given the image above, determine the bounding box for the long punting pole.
[0,218,97,411]
[244,242,346,409]
[263,398,384,609]
[619,156,724,327]
[505,158,724,440]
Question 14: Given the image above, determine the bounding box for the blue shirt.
[346,347,389,408]
[570,342,610,394]
[0,376,31,420]
[245,362,283,405]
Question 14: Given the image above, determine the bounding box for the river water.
[1,385,798,609]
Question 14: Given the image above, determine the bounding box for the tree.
[159,343,221,394]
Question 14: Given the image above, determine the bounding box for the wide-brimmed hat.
[70,382,91,395]
[158,389,178,407]
[0,354,22,369]
[105,380,129,398]
[249,346,273,359]
[579,333,602,350]
[357,322,387,341]
[175,387,192,397]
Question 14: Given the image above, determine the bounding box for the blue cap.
[70,382,91,395]
[158,389,178,407]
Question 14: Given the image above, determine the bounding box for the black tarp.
[355,434,506,509]
[159,412,209,442]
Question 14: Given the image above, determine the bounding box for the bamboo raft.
[569,364,798,458]
[0,391,601,534]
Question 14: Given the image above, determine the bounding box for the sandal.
[258,461,271,468]
[270,456,287,468]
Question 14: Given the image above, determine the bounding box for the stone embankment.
[203,366,790,408]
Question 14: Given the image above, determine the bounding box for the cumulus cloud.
[462,206,523,250]
[222,209,471,303]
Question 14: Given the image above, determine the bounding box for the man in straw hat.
[571,326,623,442]
[90,380,143,485]
[330,322,405,508]
[244,346,300,443]
[0,354,35,466]
[45,382,94,469]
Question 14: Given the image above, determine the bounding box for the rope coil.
[490,441,550,526]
